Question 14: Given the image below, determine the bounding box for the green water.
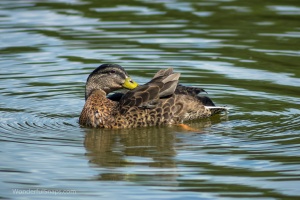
[0,0,300,199]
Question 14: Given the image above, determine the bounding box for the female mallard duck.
[79,64,227,128]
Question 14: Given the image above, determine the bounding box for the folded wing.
[119,68,180,114]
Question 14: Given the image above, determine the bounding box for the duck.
[79,63,227,128]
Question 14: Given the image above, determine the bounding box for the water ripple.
[0,112,81,146]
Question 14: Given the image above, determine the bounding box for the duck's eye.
[109,70,116,74]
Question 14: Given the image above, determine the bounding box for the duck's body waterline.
[79,64,227,128]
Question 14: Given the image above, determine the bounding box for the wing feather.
[119,68,180,114]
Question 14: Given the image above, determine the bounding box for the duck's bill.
[123,77,138,89]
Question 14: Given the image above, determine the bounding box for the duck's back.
[115,69,225,127]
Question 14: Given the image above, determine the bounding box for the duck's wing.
[176,85,228,113]
[119,68,180,114]
[175,85,215,106]
[152,68,174,79]
[175,85,207,96]
[107,92,125,101]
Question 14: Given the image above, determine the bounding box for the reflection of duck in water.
[79,64,227,128]
[84,127,177,167]
[84,127,178,183]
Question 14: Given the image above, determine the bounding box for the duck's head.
[85,64,138,100]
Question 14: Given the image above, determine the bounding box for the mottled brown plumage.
[79,64,227,128]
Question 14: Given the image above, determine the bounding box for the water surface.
[1,0,300,199]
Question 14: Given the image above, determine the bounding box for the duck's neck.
[85,78,109,100]
[85,87,102,100]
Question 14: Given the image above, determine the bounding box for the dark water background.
[0,0,300,199]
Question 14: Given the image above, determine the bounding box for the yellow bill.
[122,77,138,89]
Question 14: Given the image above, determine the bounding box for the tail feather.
[205,106,230,115]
